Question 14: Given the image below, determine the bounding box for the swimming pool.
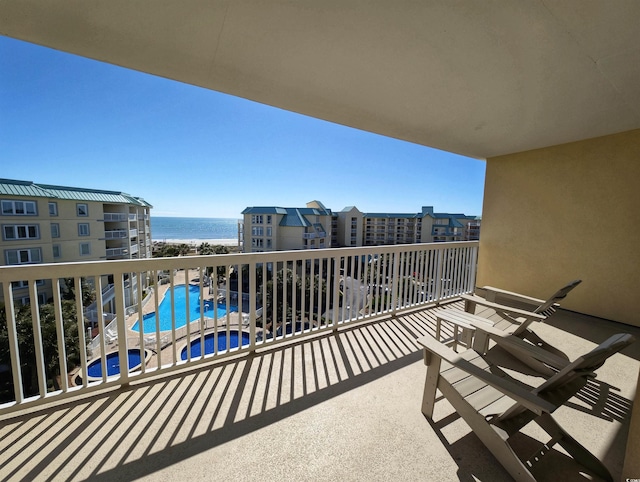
[180,331,251,360]
[87,349,148,378]
[131,284,237,333]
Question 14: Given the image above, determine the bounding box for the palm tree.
[177,243,191,256]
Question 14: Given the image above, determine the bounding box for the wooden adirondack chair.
[475,279,582,317]
[461,280,582,356]
[417,331,634,482]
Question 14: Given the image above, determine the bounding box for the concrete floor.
[1,302,638,481]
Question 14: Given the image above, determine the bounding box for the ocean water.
[151,216,239,243]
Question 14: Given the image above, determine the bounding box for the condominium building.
[240,201,479,252]
[0,178,152,307]
[240,200,332,252]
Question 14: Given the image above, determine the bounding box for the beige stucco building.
[0,178,152,307]
[241,201,333,252]
[241,201,479,252]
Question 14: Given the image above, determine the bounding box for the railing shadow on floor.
[0,305,448,482]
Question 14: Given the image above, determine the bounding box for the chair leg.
[439,384,537,482]
[535,413,613,482]
[472,330,489,354]
[421,351,441,419]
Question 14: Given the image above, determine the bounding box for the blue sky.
[1,36,486,219]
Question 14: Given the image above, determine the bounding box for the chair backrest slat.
[533,279,582,313]
[494,333,634,423]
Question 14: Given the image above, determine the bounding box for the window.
[251,238,264,248]
[266,215,272,224]
[78,223,90,236]
[3,224,39,240]
[266,239,272,248]
[12,280,45,289]
[1,200,37,216]
[76,203,88,217]
[49,202,58,216]
[251,226,264,236]
[266,227,272,237]
[79,242,91,256]
[20,293,47,306]
[51,223,60,238]
[5,248,42,265]
[53,244,61,258]
[251,214,263,224]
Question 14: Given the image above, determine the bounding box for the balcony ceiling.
[2,1,640,159]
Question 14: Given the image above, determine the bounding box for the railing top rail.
[0,241,479,281]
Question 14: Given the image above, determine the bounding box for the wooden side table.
[435,309,495,352]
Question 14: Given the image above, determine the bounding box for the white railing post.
[390,251,400,315]
[74,277,88,387]
[115,273,129,385]
[2,282,23,404]
[469,245,478,293]
[249,261,257,350]
[29,282,47,398]
[434,247,444,302]
[52,278,68,393]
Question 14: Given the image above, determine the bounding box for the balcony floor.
[1,301,639,481]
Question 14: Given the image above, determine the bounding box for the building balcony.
[103,229,128,239]
[102,213,129,222]
[105,247,129,258]
[1,241,638,481]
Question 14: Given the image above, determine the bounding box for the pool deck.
[78,269,257,381]
[134,270,262,367]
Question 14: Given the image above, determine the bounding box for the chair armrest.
[469,321,570,370]
[480,286,547,305]
[461,294,546,321]
[416,335,557,415]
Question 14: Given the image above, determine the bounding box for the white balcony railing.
[104,229,128,239]
[106,247,129,258]
[0,241,477,414]
[103,213,129,222]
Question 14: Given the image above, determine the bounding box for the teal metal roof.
[243,205,331,216]
[242,207,288,215]
[0,179,54,198]
[0,178,152,207]
[279,208,312,227]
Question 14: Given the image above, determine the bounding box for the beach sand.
[153,238,239,247]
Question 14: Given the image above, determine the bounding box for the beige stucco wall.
[477,129,640,327]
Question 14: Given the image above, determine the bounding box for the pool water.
[181,331,251,360]
[87,349,145,377]
[132,284,237,333]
